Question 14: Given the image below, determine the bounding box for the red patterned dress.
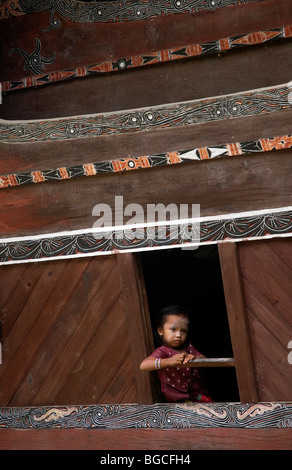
[151,343,213,403]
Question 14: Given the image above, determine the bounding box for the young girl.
[140,305,213,403]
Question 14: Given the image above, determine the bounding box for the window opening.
[140,245,240,402]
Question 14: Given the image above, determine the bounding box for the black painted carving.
[0,85,290,143]
[9,38,56,74]
[0,402,292,429]
[0,209,291,264]
[10,0,264,23]
[1,134,291,189]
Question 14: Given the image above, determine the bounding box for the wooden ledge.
[183,357,235,367]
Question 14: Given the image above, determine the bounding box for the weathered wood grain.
[2,37,292,122]
[0,254,153,406]
[1,108,292,175]
[1,148,292,238]
[238,238,292,401]
[0,426,292,450]
[218,242,258,402]
[1,0,291,83]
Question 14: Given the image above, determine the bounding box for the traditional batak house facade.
[0,0,292,450]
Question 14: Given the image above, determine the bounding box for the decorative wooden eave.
[1,0,292,263]
[1,1,292,450]
[1,81,292,263]
[1,0,292,91]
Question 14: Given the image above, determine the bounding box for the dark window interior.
[140,244,240,402]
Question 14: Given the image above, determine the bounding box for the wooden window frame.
[218,242,259,402]
[137,241,259,404]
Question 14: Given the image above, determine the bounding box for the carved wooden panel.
[0,403,292,450]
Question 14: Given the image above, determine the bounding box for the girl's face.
[157,314,189,349]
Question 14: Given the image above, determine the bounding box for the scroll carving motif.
[0,402,291,429]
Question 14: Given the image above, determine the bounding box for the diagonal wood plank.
[238,239,292,401]
[22,257,118,404]
[75,320,130,404]
[0,261,67,388]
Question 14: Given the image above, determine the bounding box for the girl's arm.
[139,356,158,371]
[140,353,189,371]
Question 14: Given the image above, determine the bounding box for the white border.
[0,206,291,265]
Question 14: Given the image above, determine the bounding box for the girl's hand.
[166,353,188,367]
[182,354,195,364]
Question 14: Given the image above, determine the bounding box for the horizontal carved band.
[0,402,291,429]
[3,23,290,92]
[1,84,290,143]
[0,207,291,264]
[0,0,262,23]
[1,134,291,189]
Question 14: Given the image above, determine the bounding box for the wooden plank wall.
[238,238,292,401]
[0,254,153,406]
[1,427,292,451]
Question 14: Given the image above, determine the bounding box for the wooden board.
[0,427,291,450]
[218,242,258,402]
[2,39,292,122]
[0,254,153,406]
[238,238,292,401]
[1,0,292,90]
[1,148,292,239]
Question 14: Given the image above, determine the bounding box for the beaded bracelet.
[155,358,161,370]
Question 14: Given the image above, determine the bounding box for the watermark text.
[92,196,200,244]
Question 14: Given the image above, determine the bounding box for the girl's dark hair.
[153,305,190,346]
[156,305,189,328]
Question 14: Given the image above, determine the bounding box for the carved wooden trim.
[0,207,291,265]
[1,134,291,190]
[2,23,290,92]
[0,0,264,23]
[1,84,290,144]
[0,402,291,429]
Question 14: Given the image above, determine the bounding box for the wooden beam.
[186,358,235,367]
[2,0,292,84]
[3,39,292,122]
[1,402,292,449]
[1,149,292,240]
[218,242,259,402]
[0,427,291,450]
[1,108,292,175]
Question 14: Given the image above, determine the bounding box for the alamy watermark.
[92,196,200,244]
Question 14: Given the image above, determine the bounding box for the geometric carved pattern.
[0,0,263,22]
[0,402,292,429]
[0,85,290,143]
[1,134,292,189]
[2,24,291,92]
[0,207,291,265]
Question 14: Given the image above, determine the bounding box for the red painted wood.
[1,0,291,82]
[0,427,291,450]
[1,148,292,239]
[238,238,292,401]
